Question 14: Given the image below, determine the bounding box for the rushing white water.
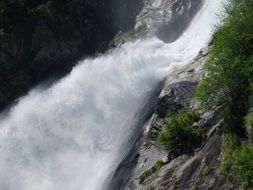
[0,0,225,190]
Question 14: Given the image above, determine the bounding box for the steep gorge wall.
[124,47,239,190]
[107,0,210,189]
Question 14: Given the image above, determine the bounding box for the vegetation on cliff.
[139,160,165,184]
[221,133,253,189]
[194,0,253,189]
[195,0,253,134]
[158,111,204,158]
[154,0,253,188]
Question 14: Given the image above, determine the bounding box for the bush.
[234,144,253,189]
[220,133,253,189]
[220,133,240,177]
[245,115,253,127]
[195,0,253,134]
[139,160,165,184]
[157,111,204,158]
[194,0,253,188]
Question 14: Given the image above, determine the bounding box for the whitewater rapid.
[0,0,226,190]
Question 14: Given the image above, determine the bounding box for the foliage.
[195,1,253,187]
[249,82,253,107]
[139,160,165,184]
[0,0,117,46]
[157,111,204,158]
[220,133,240,177]
[234,144,253,189]
[220,133,253,189]
[244,114,253,127]
[195,0,253,134]
[147,186,155,190]
[123,24,146,38]
[202,164,213,176]
[123,27,136,38]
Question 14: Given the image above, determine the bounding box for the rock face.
[106,81,165,190]
[116,43,239,190]
[136,0,203,42]
[106,2,226,185]
[110,0,204,47]
[124,46,210,190]
[106,1,211,187]
[156,81,197,119]
[113,0,243,187]
[138,131,238,190]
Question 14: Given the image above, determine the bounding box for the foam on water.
[0,0,226,189]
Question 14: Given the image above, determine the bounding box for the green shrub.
[202,164,213,176]
[245,115,253,127]
[220,133,253,189]
[139,160,165,184]
[233,144,253,189]
[220,133,240,176]
[194,0,253,187]
[157,111,204,158]
[195,0,253,134]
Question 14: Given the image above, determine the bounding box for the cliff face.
[135,0,203,42]
[109,0,243,189]
[110,0,203,47]
[107,40,239,189]
[125,53,205,190]
[123,48,239,190]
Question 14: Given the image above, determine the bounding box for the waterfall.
[0,0,226,190]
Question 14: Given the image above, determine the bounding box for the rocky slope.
[108,0,247,187]
[108,43,239,190]
[111,0,253,189]
[106,0,239,189]
[124,47,208,189]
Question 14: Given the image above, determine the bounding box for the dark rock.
[156,0,203,43]
[156,81,197,118]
